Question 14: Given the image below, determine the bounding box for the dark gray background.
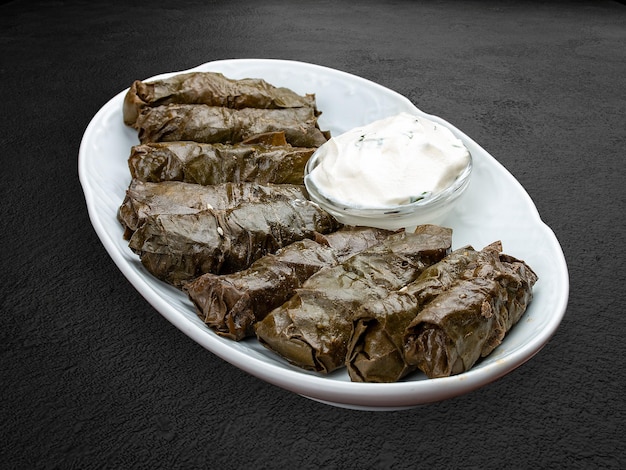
[2,0,625,468]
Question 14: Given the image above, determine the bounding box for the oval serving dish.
[79,59,569,411]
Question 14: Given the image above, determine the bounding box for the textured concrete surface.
[1,0,625,468]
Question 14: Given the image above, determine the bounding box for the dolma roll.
[346,293,420,383]
[185,226,393,341]
[127,139,314,186]
[117,179,307,238]
[135,104,329,148]
[127,196,340,287]
[345,243,500,383]
[255,225,453,374]
[403,251,538,378]
[123,71,317,127]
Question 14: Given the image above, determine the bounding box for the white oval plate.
[79,59,569,411]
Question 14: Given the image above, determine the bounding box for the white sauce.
[307,112,471,208]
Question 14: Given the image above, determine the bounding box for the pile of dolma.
[119,71,335,287]
[185,226,394,340]
[255,237,537,382]
[255,225,454,373]
[116,70,538,383]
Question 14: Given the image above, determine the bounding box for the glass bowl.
[304,148,473,230]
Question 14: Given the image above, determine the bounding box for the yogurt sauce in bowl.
[304,112,472,230]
